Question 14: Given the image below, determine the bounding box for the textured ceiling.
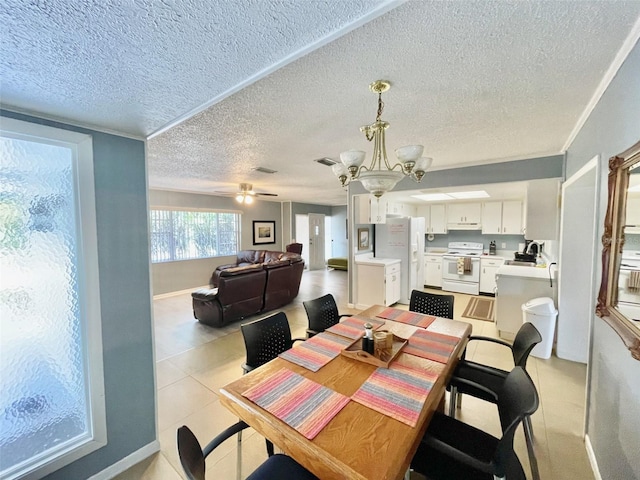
[2,1,640,206]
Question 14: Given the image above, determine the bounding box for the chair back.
[241,312,293,370]
[177,426,206,480]
[286,242,303,254]
[512,322,543,368]
[409,290,454,319]
[494,367,540,479]
[303,294,341,335]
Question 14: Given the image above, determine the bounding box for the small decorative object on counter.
[374,331,393,358]
[362,323,374,354]
[489,241,496,255]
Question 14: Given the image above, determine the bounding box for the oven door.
[442,256,480,282]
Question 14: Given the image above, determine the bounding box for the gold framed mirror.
[596,139,640,360]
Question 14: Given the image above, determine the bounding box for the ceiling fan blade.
[255,192,278,197]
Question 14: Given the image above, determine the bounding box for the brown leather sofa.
[192,250,304,327]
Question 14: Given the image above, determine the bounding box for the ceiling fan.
[213,183,278,204]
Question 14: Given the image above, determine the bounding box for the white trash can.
[521,297,558,359]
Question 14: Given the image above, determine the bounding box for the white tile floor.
[114,269,594,479]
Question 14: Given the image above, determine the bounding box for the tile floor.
[114,268,594,480]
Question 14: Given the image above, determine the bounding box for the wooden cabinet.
[356,261,401,308]
[446,203,481,229]
[417,204,447,234]
[482,201,523,235]
[524,179,560,240]
[480,257,504,294]
[424,254,442,287]
[354,195,387,224]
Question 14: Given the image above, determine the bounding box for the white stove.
[442,242,484,295]
[444,242,484,257]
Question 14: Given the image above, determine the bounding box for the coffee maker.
[515,240,537,262]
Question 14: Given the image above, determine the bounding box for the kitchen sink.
[504,260,537,267]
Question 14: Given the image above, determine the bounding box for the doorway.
[557,156,599,363]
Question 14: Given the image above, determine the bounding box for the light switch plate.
[501,243,507,248]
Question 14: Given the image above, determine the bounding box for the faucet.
[526,241,543,256]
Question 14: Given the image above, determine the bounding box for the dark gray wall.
[1,110,155,479]
[565,40,640,478]
[149,190,283,295]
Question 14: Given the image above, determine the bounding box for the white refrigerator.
[375,217,425,304]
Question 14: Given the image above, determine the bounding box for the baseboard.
[585,434,602,480]
[87,440,160,480]
[153,286,207,300]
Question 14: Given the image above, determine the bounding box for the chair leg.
[523,415,540,480]
[449,387,457,418]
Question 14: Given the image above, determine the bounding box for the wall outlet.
[501,242,507,249]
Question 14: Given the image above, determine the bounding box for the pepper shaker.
[362,323,374,354]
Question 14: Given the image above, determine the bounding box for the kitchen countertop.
[496,263,557,279]
[354,256,401,266]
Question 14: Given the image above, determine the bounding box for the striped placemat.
[279,332,355,372]
[242,368,350,439]
[376,307,436,329]
[325,316,385,340]
[403,329,460,364]
[351,364,438,427]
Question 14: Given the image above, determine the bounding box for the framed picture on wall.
[357,228,369,250]
[253,220,276,245]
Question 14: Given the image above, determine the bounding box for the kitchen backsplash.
[425,230,525,252]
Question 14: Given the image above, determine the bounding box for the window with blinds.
[150,210,240,262]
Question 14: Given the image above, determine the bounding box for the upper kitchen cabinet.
[417,204,447,234]
[482,201,523,235]
[524,179,561,240]
[387,201,416,217]
[354,195,387,224]
[446,202,481,230]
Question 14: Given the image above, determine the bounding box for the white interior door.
[557,157,599,363]
[295,214,309,267]
[308,213,325,270]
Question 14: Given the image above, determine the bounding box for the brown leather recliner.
[192,264,267,327]
[193,250,304,327]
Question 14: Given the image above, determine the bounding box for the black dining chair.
[240,311,306,374]
[409,289,455,319]
[177,423,318,480]
[411,366,539,480]
[447,322,542,480]
[302,293,350,338]
[239,311,306,456]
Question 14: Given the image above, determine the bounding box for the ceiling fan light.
[244,195,253,204]
[235,193,244,203]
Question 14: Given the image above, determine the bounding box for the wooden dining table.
[219,305,472,480]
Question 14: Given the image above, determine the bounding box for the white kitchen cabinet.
[481,202,502,234]
[446,202,481,229]
[387,201,416,217]
[424,254,442,287]
[524,179,560,240]
[354,195,387,224]
[417,204,447,234]
[479,257,504,294]
[482,201,523,234]
[356,260,401,308]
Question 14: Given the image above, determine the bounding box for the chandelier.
[332,80,432,198]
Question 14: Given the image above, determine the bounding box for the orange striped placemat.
[403,329,460,364]
[325,315,385,340]
[279,332,355,372]
[242,368,349,439]
[351,361,439,427]
[376,308,436,328]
